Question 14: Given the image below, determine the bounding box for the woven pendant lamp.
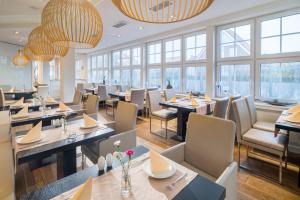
[112,0,213,23]
[41,0,103,49]
[27,26,55,62]
[12,49,30,67]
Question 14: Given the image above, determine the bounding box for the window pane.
[92,56,97,69]
[186,36,195,49]
[165,68,181,91]
[221,43,235,58]
[261,18,280,37]
[236,25,251,41]
[260,62,300,101]
[196,34,206,47]
[121,69,130,86]
[261,36,280,54]
[196,47,206,60]
[165,39,181,63]
[282,14,300,34]
[219,64,250,96]
[121,49,130,67]
[132,69,141,88]
[112,70,120,84]
[282,34,300,53]
[103,54,108,68]
[185,66,206,93]
[148,43,161,64]
[220,28,235,44]
[185,33,206,61]
[236,41,250,56]
[148,68,161,88]
[132,47,141,65]
[97,55,103,68]
[112,51,120,67]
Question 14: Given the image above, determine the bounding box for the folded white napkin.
[12,97,24,107]
[287,111,300,123]
[150,150,171,174]
[71,177,93,200]
[204,94,212,102]
[288,104,300,114]
[83,113,97,127]
[20,121,42,143]
[13,106,28,119]
[191,98,199,106]
[46,96,56,103]
[59,102,70,111]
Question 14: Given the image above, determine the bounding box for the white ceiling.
[0,0,287,53]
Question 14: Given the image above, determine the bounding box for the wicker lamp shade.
[28,26,55,62]
[24,44,54,62]
[112,0,213,23]
[41,0,103,49]
[12,49,30,67]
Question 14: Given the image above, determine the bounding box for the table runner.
[14,120,107,154]
[51,153,198,200]
[170,98,215,115]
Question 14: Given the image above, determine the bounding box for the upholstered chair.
[97,85,107,106]
[84,95,99,120]
[81,101,138,163]
[162,113,237,200]
[225,94,241,122]
[37,86,49,98]
[164,89,176,101]
[245,95,275,132]
[130,89,145,114]
[213,97,229,119]
[0,88,16,109]
[232,98,287,183]
[148,90,177,139]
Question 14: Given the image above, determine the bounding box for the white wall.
[60,49,75,102]
[0,42,32,90]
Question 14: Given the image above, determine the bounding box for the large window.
[259,62,300,101]
[185,33,206,61]
[148,68,161,88]
[88,54,109,83]
[185,65,206,93]
[165,38,181,63]
[260,13,300,55]
[147,42,162,65]
[131,47,142,88]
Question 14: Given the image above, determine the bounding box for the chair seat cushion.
[243,129,287,151]
[253,121,274,132]
[180,161,216,182]
[152,109,177,119]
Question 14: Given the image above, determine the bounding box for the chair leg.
[165,121,168,139]
[160,120,162,129]
[238,143,241,167]
[279,155,283,184]
[81,154,85,170]
[150,117,152,133]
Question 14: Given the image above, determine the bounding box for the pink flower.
[126,149,134,157]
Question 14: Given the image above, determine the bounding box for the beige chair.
[148,90,177,139]
[84,95,99,120]
[164,89,176,101]
[130,89,145,114]
[81,101,138,163]
[97,85,107,106]
[225,94,241,122]
[232,98,287,183]
[245,95,275,132]
[37,86,49,98]
[0,88,16,110]
[213,97,229,119]
[162,113,237,200]
[0,111,15,200]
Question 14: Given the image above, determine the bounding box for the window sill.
[255,101,290,112]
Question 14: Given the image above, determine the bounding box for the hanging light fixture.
[12,49,30,67]
[24,44,45,61]
[41,0,103,49]
[112,0,213,23]
[28,26,55,62]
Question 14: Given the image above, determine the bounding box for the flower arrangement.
[113,140,134,197]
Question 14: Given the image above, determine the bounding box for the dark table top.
[160,99,215,112]
[21,146,225,200]
[4,90,36,95]
[275,111,300,133]
[16,123,115,165]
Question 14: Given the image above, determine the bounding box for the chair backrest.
[226,94,241,122]
[72,90,82,105]
[37,86,49,98]
[185,113,235,178]
[232,98,252,143]
[164,89,176,101]
[98,85,107,101]
[245,95,257,125]
[76,83,85,92]
[85,95,99,115]
[106,85,116,97]
[148,90,162,113]
[213,97,229,119]
[115,101,138,133]
[130,89,145,110]
[0,88,5,107]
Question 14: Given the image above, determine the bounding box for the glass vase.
[121,167,131,197]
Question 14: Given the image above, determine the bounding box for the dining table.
[15,119,115,179]
[108,92,130,101]
[160,98,216,142]
[10,100,59,114]
[275,110,300,187]
[4,90,36,100]
[20,145,226,200]
[85,88,98,95]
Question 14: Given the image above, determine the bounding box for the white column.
[37,61,44,84]
[206,26,216,97]
[60,49,75,102]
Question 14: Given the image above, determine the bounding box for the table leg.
[172,109,190,142]
[57,148,77,179]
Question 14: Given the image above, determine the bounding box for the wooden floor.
[15,108,300,200]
